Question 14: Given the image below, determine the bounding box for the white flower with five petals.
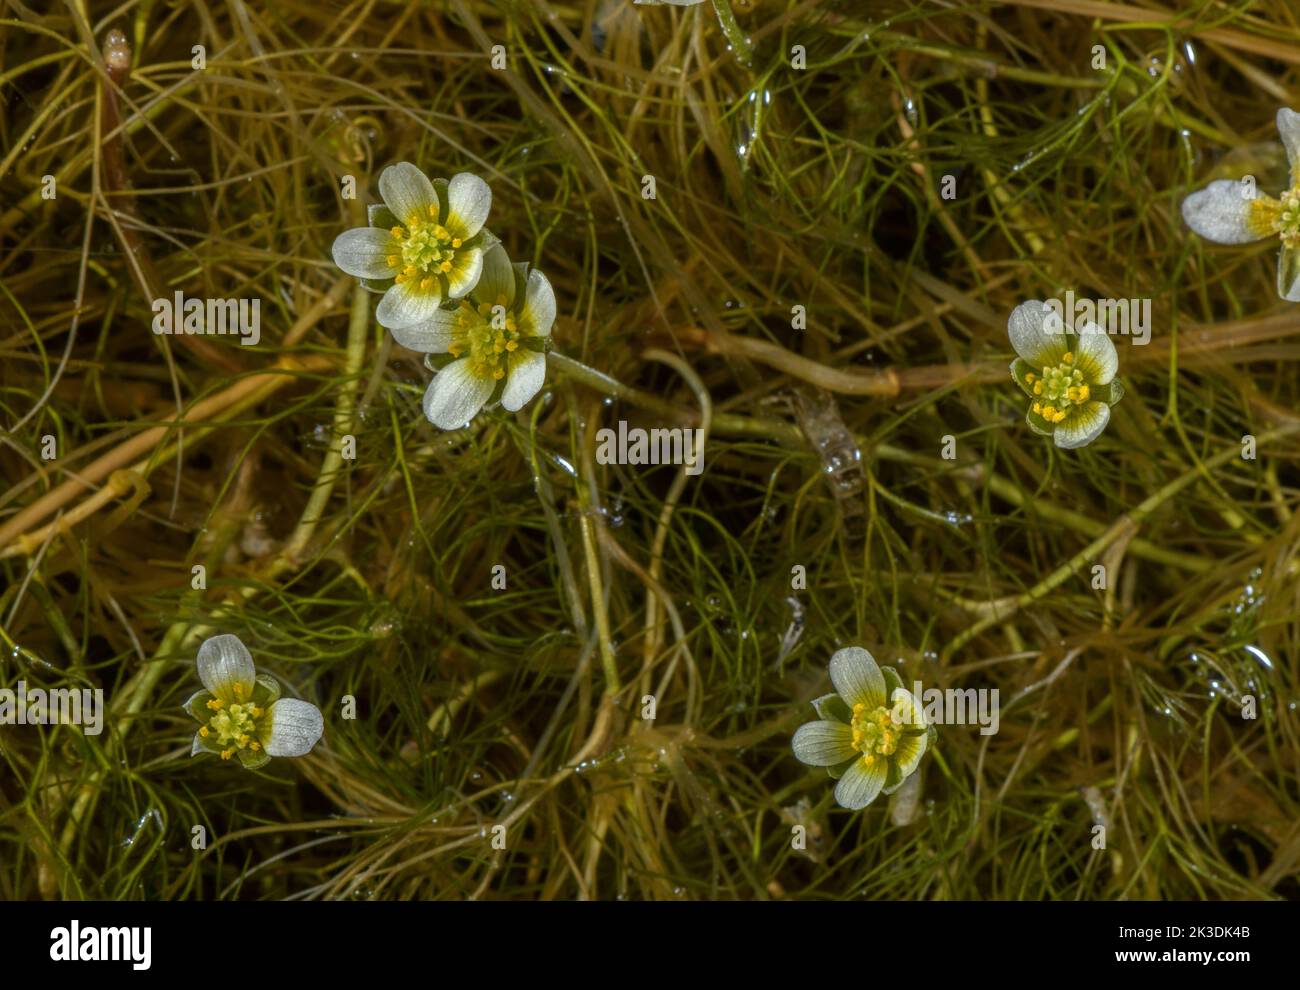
[791,646,932,811]
[389,242,555,430]
[1181,108,1300,301]
[331,162,494,329]
[183,634,323,770]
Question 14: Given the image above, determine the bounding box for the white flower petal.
[1278,108,1300,177]
[1181,178,1271,245]
[890,687,927,730]
[1278,244,1300,301]
[501,350,547,412]
[828,646,886,709]
[1074,322,1118,385]
[422,358,495,430]
[196,634,256,703]
[472,243,516,307]
[445,172,492,240]
[379,162,438,226]
[893,731,928,779]
[331,227,396,280]
[791,720,857,766]
[834,757,887,810]
[1054,401,1110,449]
[444,246,484,300]
[519,267,556,337]
[376,278,443,329]
[262,698,324,758]
[388,306,466,353]
[1008,299,1069,367]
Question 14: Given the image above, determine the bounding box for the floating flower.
[1181,108,1300,301]
[387,242,555,430]
[183,634,323,770]
[791,646,932,811]
[1007,300,1125,449]
[331,162,494,329]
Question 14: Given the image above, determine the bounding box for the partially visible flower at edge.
[791,646,933,811]
[1008,300,1125,450]
[1181,107,1300,301]
[331,162,495,329]
[183,634,323,770]
[388,241,555,430]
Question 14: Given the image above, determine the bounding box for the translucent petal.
[196,634,256,703]
[444,172,492,240]
[834,757,887,810]
[472,243,516,307]
[1073,322,1118,385]
[262,698,324,758]
[331,227,396,280]
[519,267,556,338]
[1053,401,1111,449]
[421,358,495,430]
[791,720,856,767]
[1181,179,1273,244]
[376,278,443,329]
[444,246,484,301]
[501,350,546,412]
[893,731,928,778]
[389,306,466,354]
[379,162,438,226]
[1008,299,1069,367]
[1278,108,1300,179]
[1278,244,1300,301]
[828,646,886,709]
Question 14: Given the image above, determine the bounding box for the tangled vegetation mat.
[2,0,1299,902]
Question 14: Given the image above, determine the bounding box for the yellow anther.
[451,238,462,248]
[1032,402,1042,415]
[1033,381,1043,395]
[1025,372,1035,383]
[420,277,434,291]
[506,340,518,352]
[1062,352,1074,363]
[238,734,250,746]
[862,754,875,766]
[448,343,463,357]
[394,273,407,284]
[251,706,263,718]
[206,698,223,710]
[428,205,438,218]
[404,265,417,276]
[434,225,449,239]
[390,227,404,239]
[386,255,398,267]
[251,740,261,751]
[1076,385,1090,402]
[439,260,452,273]
[220,749,233,761]
[199,726,209,737]
[233,683,246,698]
[493,368,505,380]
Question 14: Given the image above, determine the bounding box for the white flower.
[388,242,556,430]
[183,634,323,770]
[1007,300,1125,450]
[791,646,931,811]
[1181,108,1300,301]
[331,163,494,329]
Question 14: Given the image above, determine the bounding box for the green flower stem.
[941,421,1300,661]
[710,0,753,67]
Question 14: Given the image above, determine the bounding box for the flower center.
[1026,351,1089,424]
[850,703,900,766]
[447,299,520,381]
[199,686,264,761]
[387,207,464,291]
[1273,188,1300,247]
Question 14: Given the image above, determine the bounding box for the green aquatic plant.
[1181,108,1300,301]
[184,635,324,770]
[331,163,494,328]
[389,242,555,430]
[1008,301,1125,449]
[792,647,933,811]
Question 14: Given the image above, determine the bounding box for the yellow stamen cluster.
[448,297,522,382]
[204,683,264,761]
[849,701,901,768]
[1272,188,1300,247]
[388,204,465,288]
[1030,351,1089,424]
